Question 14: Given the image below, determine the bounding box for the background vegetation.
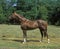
[0,0,60,25]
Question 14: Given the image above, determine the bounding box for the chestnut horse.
[9,12,50,43]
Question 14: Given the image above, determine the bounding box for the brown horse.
[9,12,50,43]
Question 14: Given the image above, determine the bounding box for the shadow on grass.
[13,39,40,43]
[2,38,39,42]
[12,40,23,43]
[1,36,40,43]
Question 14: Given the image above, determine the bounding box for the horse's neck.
[15,14,27,22]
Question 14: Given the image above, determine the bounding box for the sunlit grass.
[0,24,60,49]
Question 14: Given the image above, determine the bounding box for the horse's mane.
[13,12,31,21]
[17,13,29,21]
[19,15,25,18]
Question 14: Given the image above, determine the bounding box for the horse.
[9,12,50,43]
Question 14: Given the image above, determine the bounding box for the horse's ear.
[12,10,16,13]
[12,11,14,13]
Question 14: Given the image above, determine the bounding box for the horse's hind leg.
[44,29,50,43]
[22,30,27,44]
[39,29,43,42]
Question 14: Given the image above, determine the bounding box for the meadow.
[0,24,60,49]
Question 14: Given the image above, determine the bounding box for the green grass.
[0,24,60,49]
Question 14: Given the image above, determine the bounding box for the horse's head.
[9,12,27,23]
[9,12,17,20]
[8,12,19,24]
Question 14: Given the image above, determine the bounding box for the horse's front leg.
[40,30,43,42]
[22,30,27,44]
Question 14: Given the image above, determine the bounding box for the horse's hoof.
[23,42,25,44]
[23,42,26,44]
[40,41,42,42]
[48,39,50,43]
[39,40,42,42]
[48,41,50,43]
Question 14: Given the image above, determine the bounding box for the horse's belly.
[21,25,38,30]
[26,24,38,30]
[26,26,38,30]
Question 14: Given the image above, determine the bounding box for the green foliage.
[0,0,60,25]
[0,2,4,23]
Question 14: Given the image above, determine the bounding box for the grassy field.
[0,24,60,49]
